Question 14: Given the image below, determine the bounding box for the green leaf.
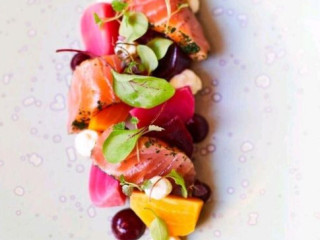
[93,13,102,26]
[150,215,169,240]
[147,38,173,60]
[102,129,143,163]
[130,117,139,125]
[119,12,148,42]
[113,122,126,130]
[166,170,188,198]
[112,71,175,109]
[137,45,158,74]
[111,0,128,12]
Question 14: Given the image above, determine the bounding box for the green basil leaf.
[166,170,188,198]
[150,216,169,240]
[111,0,128,12]
[137,45,158,74]
[112,71,175,109]
[102,129,142,163]
[147,38,173,60]
[119,12,148,42]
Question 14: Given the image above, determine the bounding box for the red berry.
[112,209,146,240]
[186,114,209,143]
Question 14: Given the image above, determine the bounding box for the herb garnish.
[119,11,149,42]
[147,209,169,240]
[102,119,164,164]
[137,45,158,74]
[111,0,128,12]
[166,169,188,198]
[147,38,173,60]
[119,175,152,196]
[112,70,175,109]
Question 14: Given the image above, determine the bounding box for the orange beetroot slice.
[130,87,195,128]
[89,165,126,207]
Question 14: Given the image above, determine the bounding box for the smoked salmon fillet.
[129,0,210,60]
[91,128,196,185]
[67,55,122,133]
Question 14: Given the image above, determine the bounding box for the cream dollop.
[170,69,202,94]
[188,0,200,13]
[74,130,98,157]
[144,176,172,200]
[114,40,137,61]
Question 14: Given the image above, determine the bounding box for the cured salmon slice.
[91,128,196,185]
[129,0,210,60]
[67,55,122,133]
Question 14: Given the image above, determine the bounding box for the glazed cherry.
[70,52,91,71]
[186,114,209,143]
[192,180,211,203]
[111,209,146,240]
[153,44,191,80]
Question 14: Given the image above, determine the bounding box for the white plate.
[0,0,319,239]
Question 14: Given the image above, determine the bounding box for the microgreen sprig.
[146,208,169,240]
[119,175,152,196]
[166,169,188,198]
[102,118,164,164]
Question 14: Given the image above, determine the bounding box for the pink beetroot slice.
[130,87,195,128]
[81,3,119,56]
[89,164,126,207]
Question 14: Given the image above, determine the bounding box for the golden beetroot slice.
[130,191,204,236]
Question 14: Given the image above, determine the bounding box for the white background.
[1,0,320,239]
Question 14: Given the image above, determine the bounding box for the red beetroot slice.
[81,3,119,56]
[147,116,194,157]
[130,87,195,128]
[89,165,126,207]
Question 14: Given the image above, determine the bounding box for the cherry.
[111,209,146,240]
[70,52,91,70]
[186,114,209,143]
[192,180,211,202]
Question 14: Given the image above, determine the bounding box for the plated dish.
[58,0,212,239]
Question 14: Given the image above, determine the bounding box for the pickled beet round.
[192,180,211,202]
[186,114,209,143]
[70,52,91,71]
[111,209,146,240]
[153,44,191,80]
